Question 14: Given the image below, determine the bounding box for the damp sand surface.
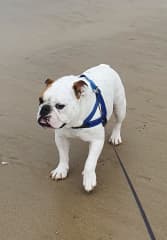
[0,1,167,239]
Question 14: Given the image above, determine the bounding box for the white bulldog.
[37,64,126,192]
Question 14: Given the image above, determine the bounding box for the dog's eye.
[39,97,44,105]
[55,103,65,110]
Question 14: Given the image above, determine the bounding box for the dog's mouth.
[38,116,66,129]
[38,116,53,128]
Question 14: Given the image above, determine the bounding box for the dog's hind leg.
[109,93,126,145]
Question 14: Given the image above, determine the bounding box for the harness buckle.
[93,87,100,94]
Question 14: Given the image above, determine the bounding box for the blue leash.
[72,74,107,129]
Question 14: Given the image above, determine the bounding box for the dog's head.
[37,76,88,129]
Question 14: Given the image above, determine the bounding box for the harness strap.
[72,74,107,129]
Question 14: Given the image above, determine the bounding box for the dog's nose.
[40,104,51,117]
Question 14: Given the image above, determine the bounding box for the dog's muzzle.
[38,104,52,128]
[38,115,52,128]
[40,104,51,117]
[37,104,66,129]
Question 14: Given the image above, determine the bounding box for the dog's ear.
[39,78,54,101]
[45,78,54,86]
[73,80,88,99]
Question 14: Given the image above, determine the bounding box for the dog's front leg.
[50,132,70,180]
[83,138,104,192]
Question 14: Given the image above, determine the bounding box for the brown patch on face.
[73,80,88,99]
[39,78,55,103]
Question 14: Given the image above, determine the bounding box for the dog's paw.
[50,164,69,180]
[82,170,96,192]
[109,130,122,145]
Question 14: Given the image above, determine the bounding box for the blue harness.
[72,74,107,129]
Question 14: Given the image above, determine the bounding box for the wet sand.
[0,0,167,239]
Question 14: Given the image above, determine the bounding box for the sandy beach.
[0,0,167,239]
